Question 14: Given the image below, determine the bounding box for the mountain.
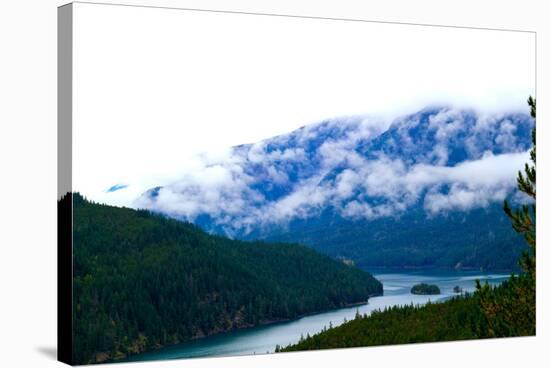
[136,106,534,270]
[70,193,381,364]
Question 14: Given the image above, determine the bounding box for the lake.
[124,270,509,362]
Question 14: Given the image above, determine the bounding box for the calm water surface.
[125,270,508,362]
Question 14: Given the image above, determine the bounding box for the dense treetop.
[70,193,382,364]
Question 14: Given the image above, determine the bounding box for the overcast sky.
[71,3,535,207]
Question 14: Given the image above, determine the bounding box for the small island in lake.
[411,283,441,295]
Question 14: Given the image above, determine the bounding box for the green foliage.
[503,96,536,275]
[70,194,382,364]
[478,96,536,336]
[282,294,484,351]
[281,276,533,353]
[410,283,440,295]
[476,275,535,337]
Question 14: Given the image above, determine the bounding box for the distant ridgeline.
[137,106,534,271]
[260,203,524,270]
[71,194,382,364]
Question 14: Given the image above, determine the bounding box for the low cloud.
[134,107,532,233]
[106,184,128,193]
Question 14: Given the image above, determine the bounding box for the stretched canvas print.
[58,2,536,365]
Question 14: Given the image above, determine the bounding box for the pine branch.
[502,96,536,275]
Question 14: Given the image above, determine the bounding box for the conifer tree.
[476,96,536,337]
[503,95,536,276]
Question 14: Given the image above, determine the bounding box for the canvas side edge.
[58,3,74,365]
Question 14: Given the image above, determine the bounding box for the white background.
[71,2,535,208]
[0,1,548,367]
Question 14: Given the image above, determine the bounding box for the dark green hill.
[70,193,382,364]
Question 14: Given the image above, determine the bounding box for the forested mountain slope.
[137,106,534,270]
[70,193,382,364]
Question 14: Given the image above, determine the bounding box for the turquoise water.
[124,270,508,362]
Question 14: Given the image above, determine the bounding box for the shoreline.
[115,293,382,363]
[364,265,517,273]
[120,271,509,363]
